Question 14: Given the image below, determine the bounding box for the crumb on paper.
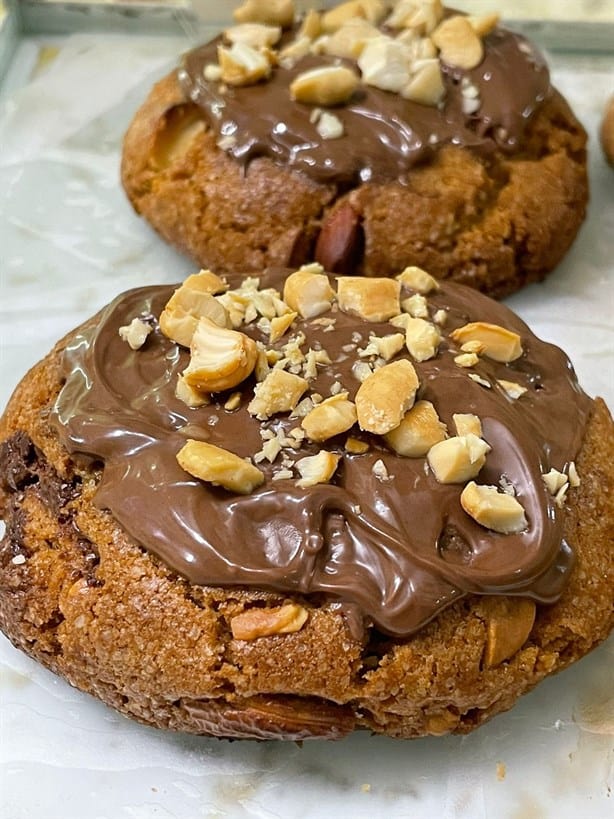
[361,783,371,793]
[496,761,506,781]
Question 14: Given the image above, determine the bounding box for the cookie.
[1,264,612,740]
[121,1,588,298]
[601,95,614,167]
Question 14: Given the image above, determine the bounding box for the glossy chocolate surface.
[51,271,592,636]
[178,18,550,185]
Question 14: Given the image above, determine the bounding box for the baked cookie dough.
[122,1,588,298]
[1,264,612,740]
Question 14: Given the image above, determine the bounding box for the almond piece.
[460,481,528,533]
[427,434,490,483]
[396,265,440,294]
[482,597,536,668]
[337,277,401,322]
[283,265,335,318]
[231,603,309,640]
[183,318,258,393]
[405,316,441,361]
[384,400,447,457]
[452,413,482,438]
[248,369,309,419]
[296,450,341,487]
[233,0,295,29]
[432,15,484,70]
[450,322,523,363]
[290,65,360,106]
[217,42,272,87]
[355,359,419,434]
[301,393,358,441]
[177,439,264,494]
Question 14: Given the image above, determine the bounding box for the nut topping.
[118,318,152,350]
[217,42,273,87]
[460,481,528,534]
[452,413,482,438]
[296,450,341,487]
[384,399,447,457]
[482,597,536,668]
[450,322,523,363]
[432,15,484,70]
[177,439,264,495]
[321,1,367,32]
[283,264,335,318]
[183,318,258,393]
[248,368,309,419]
[290,65,360,106]
[301,393,358,441]
[233,0,295,29]
[337,276,401,322]
[427,434,490,484]
[396,265,440,294]
[224,23,283,49]
[230,603,308,640]
[404,316,441,362]
[355,359,419,434]
[160,270,230,347]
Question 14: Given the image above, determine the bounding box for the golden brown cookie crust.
[1,333,612,740]
[121,72,588,298]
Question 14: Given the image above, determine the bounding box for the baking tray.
[1,3,613,818]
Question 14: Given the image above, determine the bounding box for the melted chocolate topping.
[51,271,592,636]
[178,17,550,185]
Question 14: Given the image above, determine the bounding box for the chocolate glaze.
[178,17,550,185]
[50,271,592,636]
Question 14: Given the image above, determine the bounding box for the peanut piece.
[290,65,360,106]
[386,0,444,34]
[497,379,528,400]
[183,318,258,393]
[450,322,523,363]
[301,393,357,441]
[453,413,482,438]
[396,265,440,294]
[337,277,401,322]
[482,597,536,668]
[217,42,272,86]
[460,481,527,534]
[402,58,445,106]
[296,450,341,487]
[160,270,230,347]
[248,369,309,419]
[405,316,441,362]
[323,18,381,60]
[298,9,321,40]
[358,36,411,93]
[345,436,369,454]
[468,13,500,38]
[118,318,152,350]
[283,265,335,319]
[175,374,210,408]
[269,311,297,342]
[427,434,490,483]
[432,15,484,70]
[384,400,447,457]
[233,0,295,29]
[224,23,282,49]
[321,1,366,32]
[177,439,264,495]
[231,603,308,640]
[355,359,419,434]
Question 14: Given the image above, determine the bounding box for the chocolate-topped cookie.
[121,1,588,297]
[1,263,612,739]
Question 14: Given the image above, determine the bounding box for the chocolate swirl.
[178,16,550,185]
[50,271,592,636]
